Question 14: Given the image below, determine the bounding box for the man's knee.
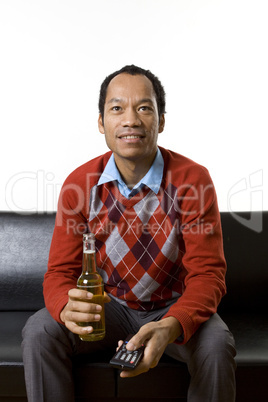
[192,314,236,366]
[22,308,65,349]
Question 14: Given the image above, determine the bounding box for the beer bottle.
[77,233,105,341]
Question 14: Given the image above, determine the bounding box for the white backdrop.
[1,0,267,214]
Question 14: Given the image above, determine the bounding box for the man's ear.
[98,114,105,134]
[158,114,165,133]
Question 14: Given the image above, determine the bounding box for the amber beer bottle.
[77,233,105,341]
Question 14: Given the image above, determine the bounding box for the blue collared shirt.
[97,148,164,198]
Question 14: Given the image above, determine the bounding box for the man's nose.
[121,108,141,127]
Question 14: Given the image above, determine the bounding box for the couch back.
[0,212,55,310]
[220,211,267,313]
[0,211,267,312]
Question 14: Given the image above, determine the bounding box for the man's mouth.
[120,135,144,139]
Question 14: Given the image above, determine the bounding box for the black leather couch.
[0,211,267,402]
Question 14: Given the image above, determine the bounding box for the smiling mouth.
[120,135,144,139]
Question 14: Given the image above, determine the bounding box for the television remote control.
[109,335,145,370]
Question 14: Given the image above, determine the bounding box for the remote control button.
[131,355,137,363]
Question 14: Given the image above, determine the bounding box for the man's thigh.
[164,313,236,364]
[78,297,141,354]
[22,298,137,358]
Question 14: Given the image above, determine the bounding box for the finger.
[116,340,124,352]
[68,288,93,301]
[120,360,149,378]
[68,299,102,314]
[120,348,160,378]
[64,309,102,324]
[65,320,93,336]
[125,329,150,351]
[69,288,110,306]
[121,338,161,378]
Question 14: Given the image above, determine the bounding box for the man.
[22,65,236,401]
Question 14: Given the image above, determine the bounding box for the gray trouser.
[22,298,236,402]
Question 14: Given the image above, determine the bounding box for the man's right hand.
[60,288,110,336]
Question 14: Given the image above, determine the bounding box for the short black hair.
[98,65,166,121]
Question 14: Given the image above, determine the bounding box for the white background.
[1,0,267,213]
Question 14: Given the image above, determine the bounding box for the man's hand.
[60,288,111,336]
[118,317,182,378]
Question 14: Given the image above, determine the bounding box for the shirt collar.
[97,148,164,197]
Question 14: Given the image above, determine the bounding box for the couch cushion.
[0,311,34,363]
[117,356,189,399]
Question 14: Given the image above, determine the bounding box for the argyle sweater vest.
[88,180,184,311]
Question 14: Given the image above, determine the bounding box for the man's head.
[98,65,166,122]
[97,66,166,177]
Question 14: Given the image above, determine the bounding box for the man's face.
[98,73,165,166]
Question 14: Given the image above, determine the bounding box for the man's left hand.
[119,316,182,378]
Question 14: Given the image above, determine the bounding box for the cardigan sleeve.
[43,174,89,323]
[43,153,111,323]
[163,165,227,344]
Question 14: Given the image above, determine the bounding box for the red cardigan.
[44,147,226,344]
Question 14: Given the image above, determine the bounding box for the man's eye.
[139,106,152,112]
[112,106,121,111]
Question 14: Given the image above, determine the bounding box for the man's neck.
[114,152,157,189]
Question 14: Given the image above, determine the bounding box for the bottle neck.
[82,233,97,274]
[82,250,97,274]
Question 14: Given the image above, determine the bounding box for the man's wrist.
[161,316,183,343]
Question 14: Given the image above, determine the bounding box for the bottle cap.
[83,233,95,242]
